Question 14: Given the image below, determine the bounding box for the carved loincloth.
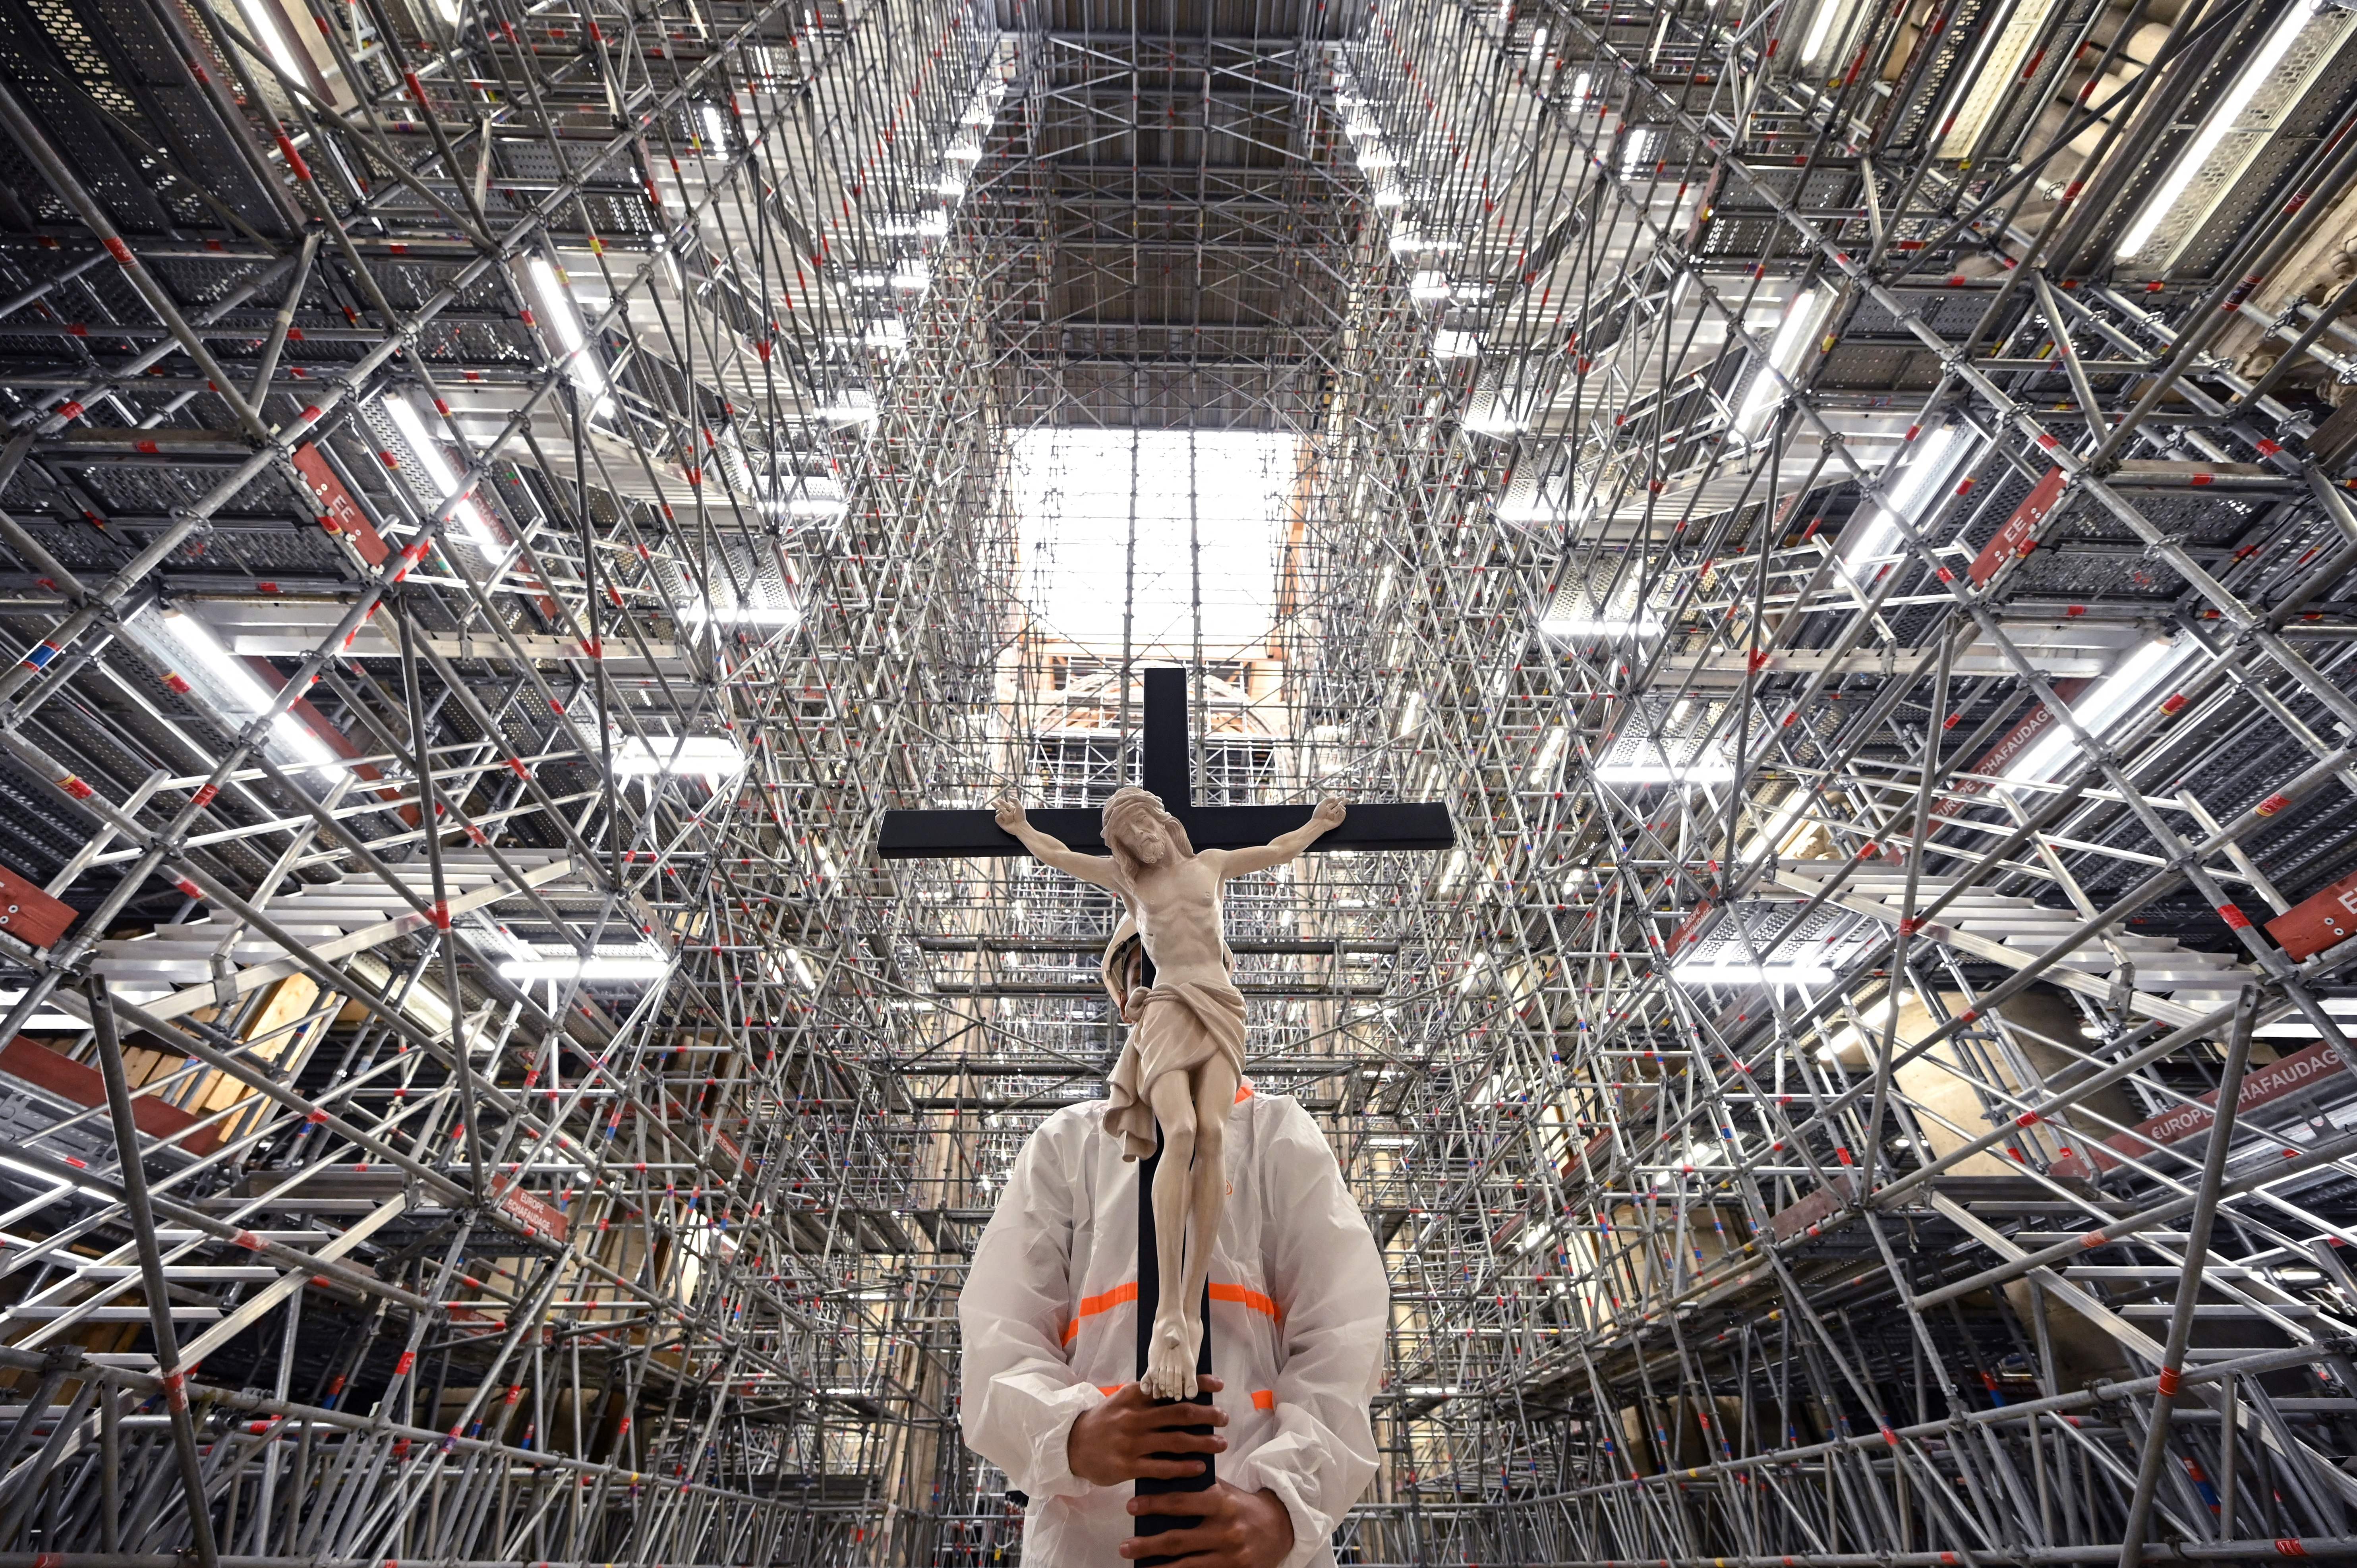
[1102,979,1247,1162]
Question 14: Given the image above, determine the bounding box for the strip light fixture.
[380,395,505,555]
[145,606,345,773]
[525,256,612,413]
[609,734,750,779]
[2116,3,2312,260]
[2004,636,2200,783]
[1733,288,1823,435]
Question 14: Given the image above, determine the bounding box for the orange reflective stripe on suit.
[1061,1279,1278,1344]
[1061,1280,1139,1345]
[1208,1283,1281,1322]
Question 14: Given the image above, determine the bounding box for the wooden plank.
[0,1038,218,1155]
[195,974,321,1115]
[0,862,77,948]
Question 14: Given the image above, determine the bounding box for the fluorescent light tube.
[0,993,91,1031]
[0,1154,105,1199]
[1801,0,1850,63]
[150,607,343,773]
[525,256,610,411]
[1673,961,1835,985]
[234,0,312,84]
[499,954,671,982]
[1734,287,1821,435]
[2004,636,2195,783]
[609,735,748,779]
[2117,4,2309,260]
[381,395,503,554]
[1847,424,1968,575]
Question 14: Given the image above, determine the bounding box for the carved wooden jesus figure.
[994,785,1346,1398]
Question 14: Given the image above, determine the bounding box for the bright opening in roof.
[1009,430,1300,655]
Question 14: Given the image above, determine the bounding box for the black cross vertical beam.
[1131,1125,1216,1565]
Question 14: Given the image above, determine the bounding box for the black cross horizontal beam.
[877,667,1452,860]
[876,800,1453,858]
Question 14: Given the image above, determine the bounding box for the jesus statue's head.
[1102,787,1189,879]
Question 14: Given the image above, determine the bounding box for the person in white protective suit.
[957,1073,1389,1568]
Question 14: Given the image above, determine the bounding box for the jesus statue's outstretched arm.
[1208,797,1347,880]
[994,798,1127,895]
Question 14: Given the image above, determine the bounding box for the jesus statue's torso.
[1121,855,1234,988]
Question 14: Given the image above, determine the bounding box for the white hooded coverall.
[958,1087,1388,1568]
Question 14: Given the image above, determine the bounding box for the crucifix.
[883,666,1450,1560]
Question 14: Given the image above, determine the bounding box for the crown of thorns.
[1102,786,1166,826]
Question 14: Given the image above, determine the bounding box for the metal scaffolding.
[5,0,2357,1560]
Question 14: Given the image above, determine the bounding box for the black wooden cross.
[878,665,1455,860]
[882,665,1449,1561]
